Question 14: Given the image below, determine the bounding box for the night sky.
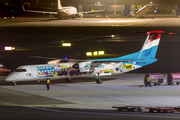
[0,0,180,6]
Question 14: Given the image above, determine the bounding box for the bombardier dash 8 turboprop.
[6,31,174,86]
[22,0,104,19]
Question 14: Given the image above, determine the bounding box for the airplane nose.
[5,75,13,81]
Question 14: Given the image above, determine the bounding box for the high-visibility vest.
[147,77,151,82]
[46,80,50,84]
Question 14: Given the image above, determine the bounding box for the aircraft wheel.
[149,109,153,113]
[65,78,72,83]
[96,79,103,84]
[13,81,16,86]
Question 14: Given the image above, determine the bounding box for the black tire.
[65,78,72,82]
[177,82,179,85]
[13,82,16,86]
[168,83,170,85]
[154,83,156,86]
[157,110,161,113]
[96,79,103,84]
[162,110,167,113]
[58,16,62,20]
[149,109,153,113]
[118,109,122,111]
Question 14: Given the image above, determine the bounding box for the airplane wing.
[78,10,105,14]
[22,5,58,14]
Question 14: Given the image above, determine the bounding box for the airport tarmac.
[1,18,180,27]
[1,18,180,119]
[1,73,180,109]
[2,74,180,119]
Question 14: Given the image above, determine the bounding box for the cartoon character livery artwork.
[6,31,175,86]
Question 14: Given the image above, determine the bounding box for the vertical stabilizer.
[138,30,163,59]
[57,0,63,9]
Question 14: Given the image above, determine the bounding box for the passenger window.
[15,69,27,72]
[21,69,27,72]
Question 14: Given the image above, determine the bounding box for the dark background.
[1,0,180,5]
[0,26,179,73]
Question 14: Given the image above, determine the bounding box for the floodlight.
[93,51,98,56]
[86,52,92,56]
[62,43,71,46]
[4,46,12,51]
[98,51,104,55]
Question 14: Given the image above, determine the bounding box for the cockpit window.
[15,69,27,72]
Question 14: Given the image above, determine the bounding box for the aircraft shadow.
[0,77,116,86]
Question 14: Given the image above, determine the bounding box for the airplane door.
[14,73,19,80]
[31,67,38,78]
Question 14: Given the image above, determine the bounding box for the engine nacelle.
[76,13,83,18]
[78,61,93,72]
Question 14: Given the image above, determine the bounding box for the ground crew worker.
[46,78,50,90]
[146,76,151,87]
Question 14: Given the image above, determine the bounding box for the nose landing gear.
[13,81,16,86]
[96,73,103,84]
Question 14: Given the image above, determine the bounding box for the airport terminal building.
[1,0,180,17]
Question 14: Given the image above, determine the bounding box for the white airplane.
[22,0,104,19]
[6,30,174,86]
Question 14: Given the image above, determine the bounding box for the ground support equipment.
[112,106,143,112]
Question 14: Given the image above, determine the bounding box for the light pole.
[114,0,117,14]
[36,0,39,4]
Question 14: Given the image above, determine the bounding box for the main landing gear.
[65,78,72,83]
[96,73,103,84]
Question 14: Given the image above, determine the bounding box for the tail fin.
[138,30,164,59]
[57,0,63,9]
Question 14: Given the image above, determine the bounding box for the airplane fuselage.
[5,59,157,82]
[57,7,83,19]
[6,30,171,85]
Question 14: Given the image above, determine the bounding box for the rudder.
[138,30,163,59]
